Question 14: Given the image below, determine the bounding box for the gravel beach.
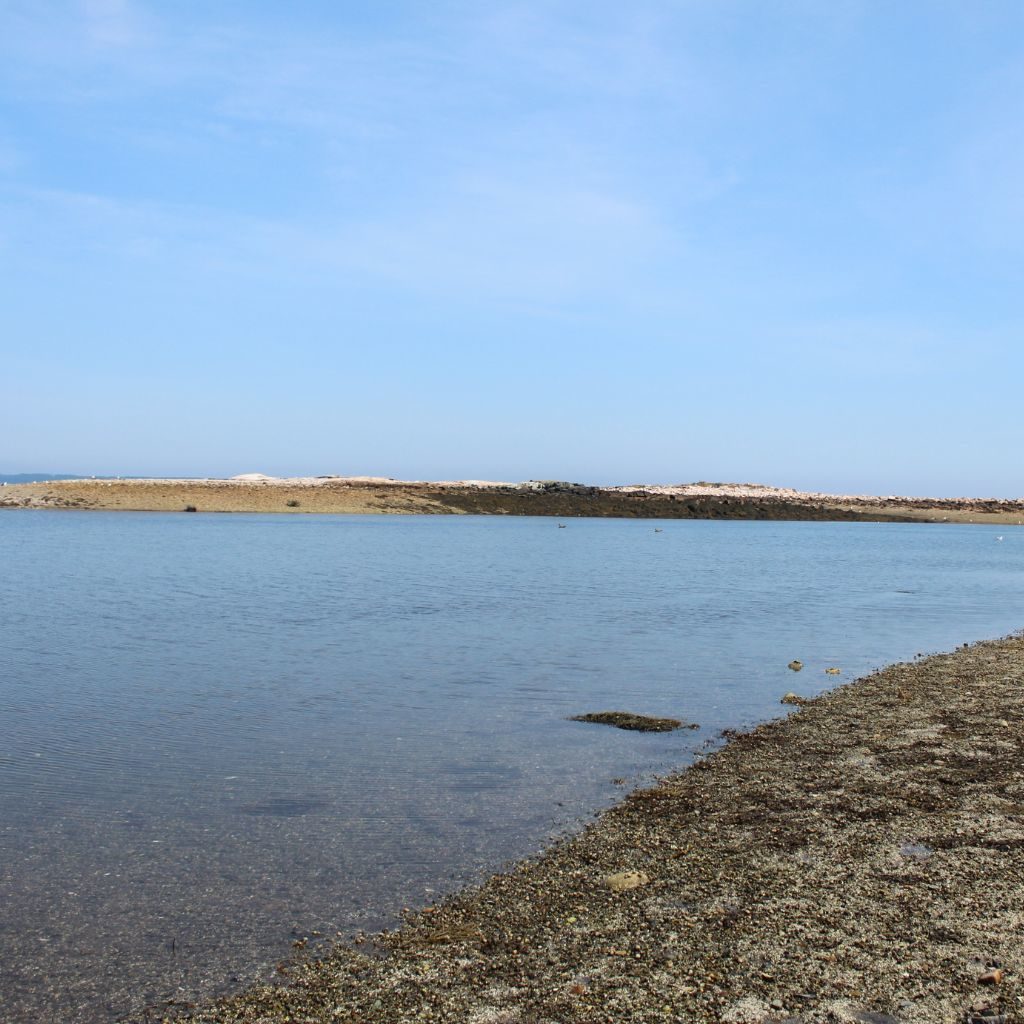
[161,633,1024,1024]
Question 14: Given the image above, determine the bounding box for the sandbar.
[3,477,1024,525]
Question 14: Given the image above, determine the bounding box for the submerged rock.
[570,711,694,732]
[788,660,804,671]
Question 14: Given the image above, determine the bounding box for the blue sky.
[2,1,1022,495]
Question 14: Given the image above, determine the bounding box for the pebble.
[604,871,650,892]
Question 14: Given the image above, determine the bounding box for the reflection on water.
[0,511,1020,1022]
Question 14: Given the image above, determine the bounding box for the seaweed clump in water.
[569,711,692,732]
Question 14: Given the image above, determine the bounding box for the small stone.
[604,870,650,891]
[788,660,804,671]
[966,1012,1007,1024]
[898,842,932,861]
[468,1009,524,1024]
[781,692,810,706]
[721,997,773,1023]
[978,968,1004,985]
[825,667,842,675]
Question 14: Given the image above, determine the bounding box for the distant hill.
[0,473,84,484]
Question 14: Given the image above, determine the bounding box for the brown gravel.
[158,633,1024,1024]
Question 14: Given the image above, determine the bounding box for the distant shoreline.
[3,476,1024,524]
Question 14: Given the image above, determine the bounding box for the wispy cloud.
[769,318,1016,385]
[0,135,24,173]
[0,168,677,310]
[330,173,676,302]
[1,2,737,307]
[80,0,150,48]
[832,33,1024,264]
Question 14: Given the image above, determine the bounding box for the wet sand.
[164,633,1024,1024]
[4,477,1024,525]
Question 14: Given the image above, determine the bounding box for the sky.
[2,1,1023,495]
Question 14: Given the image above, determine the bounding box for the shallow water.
[0,511,1021,1022]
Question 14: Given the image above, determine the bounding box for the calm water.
[1,511,1021,1022]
